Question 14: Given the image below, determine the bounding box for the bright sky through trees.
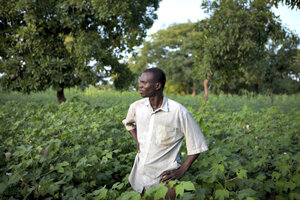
[147,0,300,36]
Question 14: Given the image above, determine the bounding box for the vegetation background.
[0,0,299,199]
[1,89,300,199]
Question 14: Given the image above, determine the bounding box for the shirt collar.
[143,96,169,113]
[160,96,169,112]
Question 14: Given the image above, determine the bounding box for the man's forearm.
[128,128,140,152]
[129,128,138,143]
[179,153,200,174]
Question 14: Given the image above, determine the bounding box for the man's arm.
[160,153,199,183]
[160,110,208,183]
[128,128,140,153]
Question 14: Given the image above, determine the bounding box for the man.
[122,68,208,198]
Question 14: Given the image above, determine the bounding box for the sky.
[147,0,300,36]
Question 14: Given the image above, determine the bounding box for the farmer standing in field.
[123,68,208,199]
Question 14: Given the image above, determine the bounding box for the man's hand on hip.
[160,153,200,184]
[160,168,185,184]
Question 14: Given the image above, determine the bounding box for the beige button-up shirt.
[122,97,208,192]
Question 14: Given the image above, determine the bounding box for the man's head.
[139,68,166,98]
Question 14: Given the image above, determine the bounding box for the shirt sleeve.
[122,103,136,131]
[180,111,208,155]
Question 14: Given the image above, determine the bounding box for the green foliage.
[189,100,300,199]
[173,180,196,199]
[144,183,168,199]
[270,0,300,9]
[259,31,299,98]
[196,0,281,87]
[215,189,229,200]
[0,0,160,99]
[195,0,299,97]
[128,0,299,98]
[0,99,134,199]
[1,90,300,199]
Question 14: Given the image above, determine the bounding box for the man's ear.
[155,82,162,91]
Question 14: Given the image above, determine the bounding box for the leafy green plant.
[0,91,299,199]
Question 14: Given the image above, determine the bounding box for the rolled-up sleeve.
[122,104,136,131]
[180,111,208,155]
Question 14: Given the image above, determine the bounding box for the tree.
[291,49,300,83]
[194,0,285,101]
[0,0,160,103]
[259,32,299,104]
[129,23,202,95]
[270,0,300,9]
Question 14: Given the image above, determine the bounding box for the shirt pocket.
[155,125,180,146]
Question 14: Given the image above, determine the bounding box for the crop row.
[0,94,299,199]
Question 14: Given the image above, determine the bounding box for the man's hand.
[160,153,200,184]
[160,168,185,184]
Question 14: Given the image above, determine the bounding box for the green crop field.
[1,89,300,199]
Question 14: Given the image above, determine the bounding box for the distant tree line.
[129,0,300,104]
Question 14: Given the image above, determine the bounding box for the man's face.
[139,72,158,97]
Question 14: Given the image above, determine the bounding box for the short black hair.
[143,68,166,90]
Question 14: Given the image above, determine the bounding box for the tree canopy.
[1,0,299,103]
[193,0,299,101]
[129,0,299,103]
[0,0,160,103]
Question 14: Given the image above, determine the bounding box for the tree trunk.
[57,88,66,104]
[192,81,198,97]
[270,88,273,105]
[192,89,196,97]
[203,76,211,102]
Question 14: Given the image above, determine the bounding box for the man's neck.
[149,92,164,111]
